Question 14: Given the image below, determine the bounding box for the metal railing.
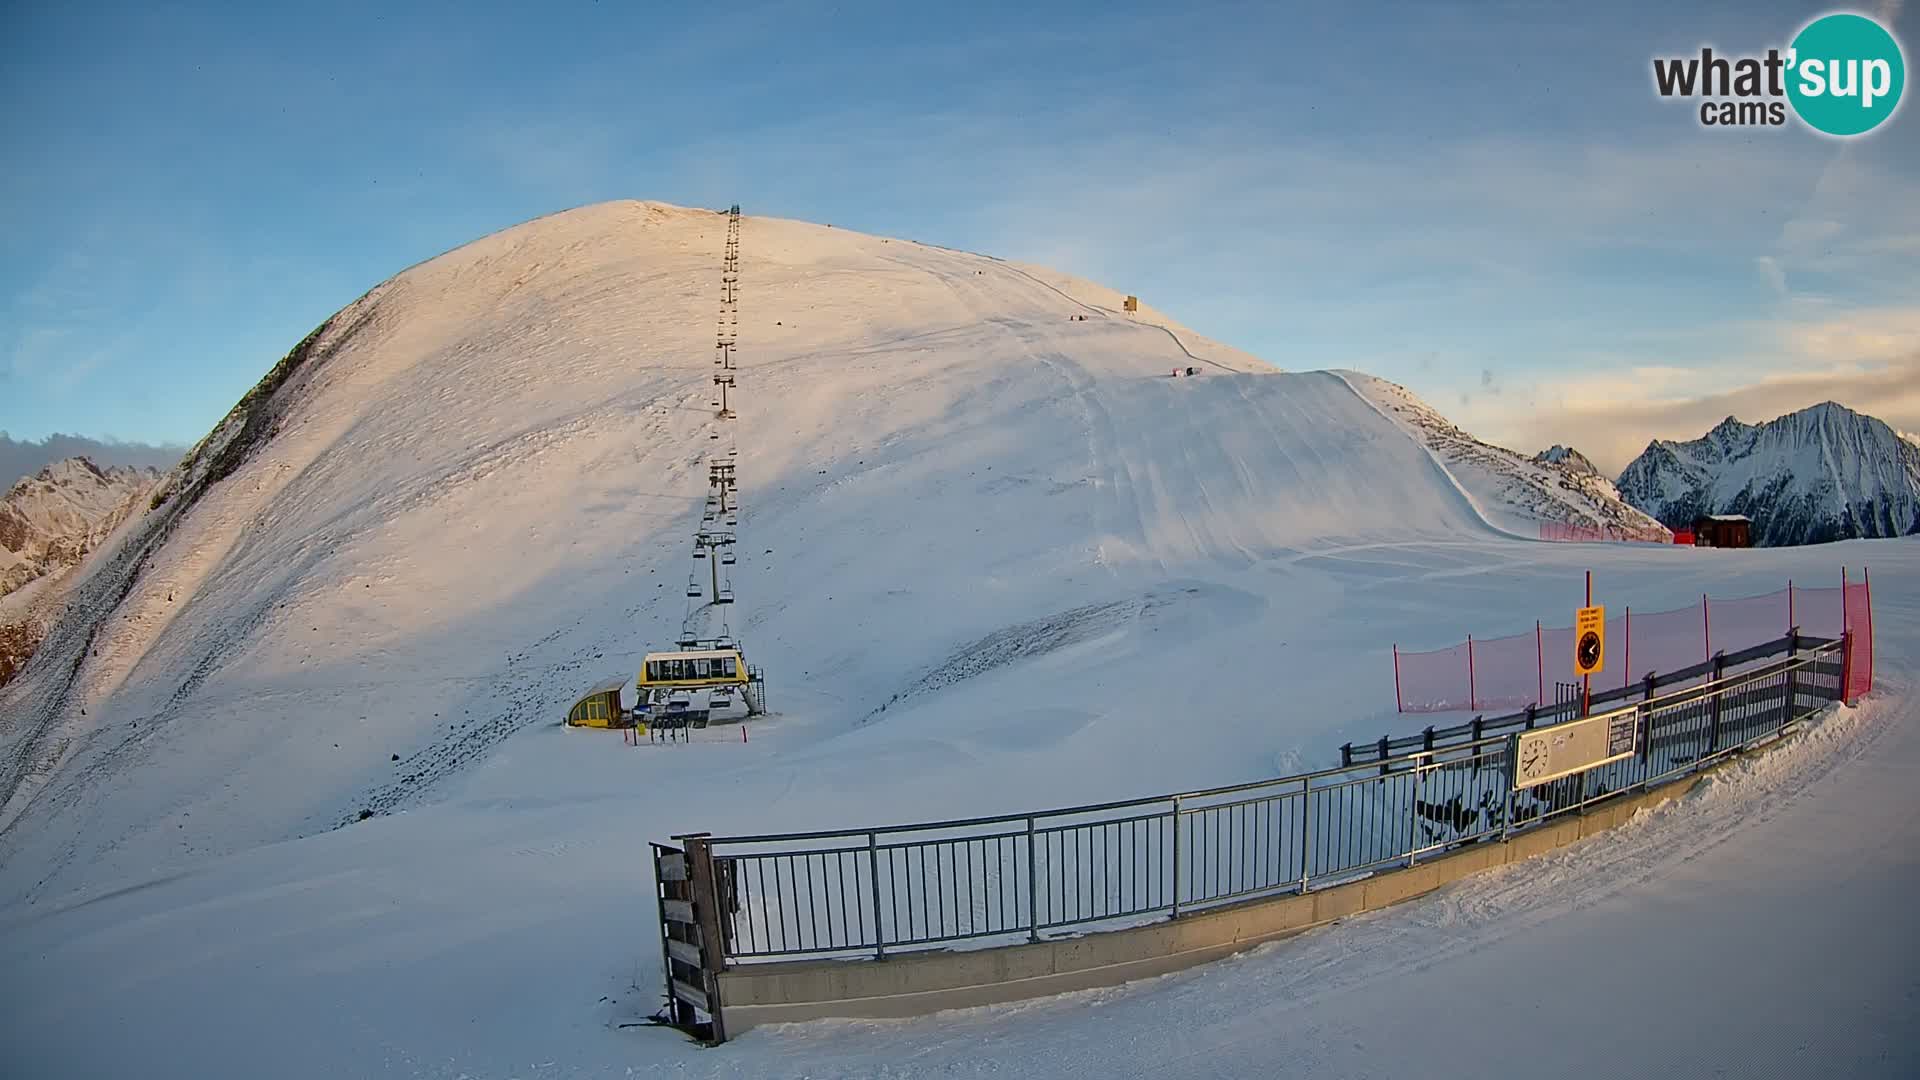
[1350,630,1820,766]
[688,637,1847,964]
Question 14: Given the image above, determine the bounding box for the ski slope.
[0,201,1500,904]
[0,201,1911,1078]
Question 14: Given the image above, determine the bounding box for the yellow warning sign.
[1574,604,1606,676]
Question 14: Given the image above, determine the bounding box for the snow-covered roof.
[571,676,628,704]
[1701,514,1751,522]
[641,649,743,661]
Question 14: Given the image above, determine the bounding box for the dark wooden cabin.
[1691,514,1752,548]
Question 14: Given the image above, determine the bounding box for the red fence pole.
[1393,645,1403,713]
[1535,620,1543,706]
[1468,635,1477,711]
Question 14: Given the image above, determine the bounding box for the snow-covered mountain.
[0,459,159,686]
[0,199,1907,1080]
[0,458,157,598]
[0,200,1667,905]
[1534,444,1600,477]
[1616,402,1920,546]
[1345,375,1669,541]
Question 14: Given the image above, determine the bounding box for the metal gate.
[649,835,729,1043]
[744,666,767,716]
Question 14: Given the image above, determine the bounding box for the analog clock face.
[1577,631,1602,672]
[1520,740,1549,780]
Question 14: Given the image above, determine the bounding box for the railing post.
[1840,627,1853,705]
[1377,736,1390,777]
[1297,779,1311,894]
[1707,652,1725,754]
[1170,796,1183,919]
[681,833,729,1044]
[1841,567,1851,704]
[867,831,886,960]
[1785,627,1799,728]
[1340,742,1352,768]
[1636,699,1652,773]
[1025,817,1039,943]
[1408,755,1422,867]
[1501,734,1517,841]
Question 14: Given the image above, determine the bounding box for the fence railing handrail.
[701,633,1835,849]
[1349,630,1827,764]
[650,600,1866,1044]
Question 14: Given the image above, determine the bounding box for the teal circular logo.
[1787,12,1906,136]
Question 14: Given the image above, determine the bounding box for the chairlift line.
[643,200,765,720]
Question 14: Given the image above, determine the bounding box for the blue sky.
[4,0,1916,472]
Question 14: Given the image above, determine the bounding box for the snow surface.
[0,201,1912,1077]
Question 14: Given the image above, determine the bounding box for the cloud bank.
[0,433,185,489]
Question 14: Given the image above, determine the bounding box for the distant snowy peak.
[1534,445,1601,477]
[1616,401,1920,546]
[1,457,158,598]
[1342,374,1668,540]
[1,457,159,686]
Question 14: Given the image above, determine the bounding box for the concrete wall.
[717,776,1704,1035]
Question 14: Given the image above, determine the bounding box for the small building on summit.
[1123,295,1139,313]
[1691,514,1752,548]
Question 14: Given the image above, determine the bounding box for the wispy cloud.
[1466,304,1920,473]
[0,432,186,486]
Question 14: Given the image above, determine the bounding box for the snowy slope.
[0,199,1909,1078]
[0,200,1518,906]
[1,537,1908,1080]
[1617,402,1920,546]
[1342,373,1670,540]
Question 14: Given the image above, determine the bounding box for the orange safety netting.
[1844,574,1874,701]
[1537,521,1673,544]
[1394,572,1874,714]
